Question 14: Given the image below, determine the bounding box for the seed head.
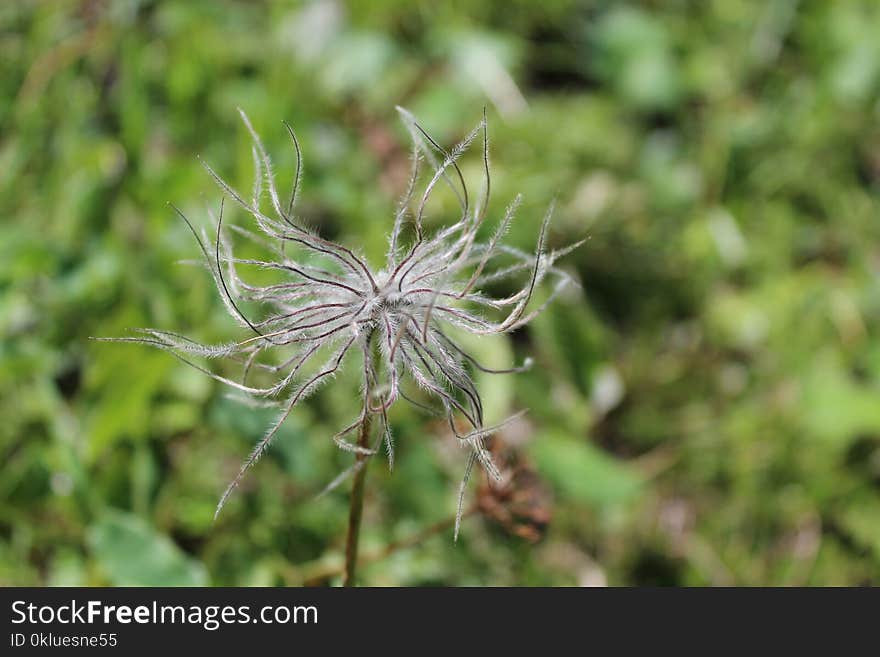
[96,107,581,539]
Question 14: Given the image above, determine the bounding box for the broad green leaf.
[88,510,208,586]
[800,353,880,449]
[529,432,642,507]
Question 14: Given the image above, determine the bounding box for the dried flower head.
[476,441,553,543]
[98,107,580,538]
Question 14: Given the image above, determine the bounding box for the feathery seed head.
[96,107,581,539]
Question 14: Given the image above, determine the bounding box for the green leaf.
[529,432,642,507]
[838,498,880,560]
[88,510,208,586]
[85,348,173,459]
[800,352,880,449]
[593,7,681,111]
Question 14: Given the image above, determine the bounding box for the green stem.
[343,414,372,587]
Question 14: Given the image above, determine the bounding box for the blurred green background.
[3,0,880,586]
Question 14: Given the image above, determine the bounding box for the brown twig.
[306,504,478,585]
[363,504,478,566]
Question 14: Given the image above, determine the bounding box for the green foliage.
[530,432,642,507]
[88,510,208,586]
[1,0,879,585]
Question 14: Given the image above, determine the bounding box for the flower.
[98,107,580,538]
